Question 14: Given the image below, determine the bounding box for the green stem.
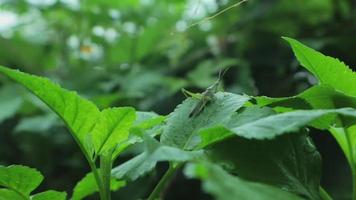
[147,163,181,200]
[345,128,356,200]
[89,160,106,200]
[319,187,333,200]
[100,153,113,200]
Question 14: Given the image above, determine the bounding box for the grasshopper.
[182,68,230,118]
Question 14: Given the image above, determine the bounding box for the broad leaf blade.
[0,189,23,200]
[72,172,125,200]
[0,66,100,155]
[205,133,321,199]
[31,191,67,200]
[160,92,250,149]
[200,108,356,144]
[0,165,43,196]
[283,37,356,96]
[185,162,303,200]
[92,107,136,155]
[112,137,204,181]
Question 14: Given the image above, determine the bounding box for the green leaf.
[72,172,125,200]
[255,85,356,166]
[160,92,250,149]
[205,133,321,199]
[112,137,204,181]
[185,162,303,200]
[199,106,275,148]
[92,107,136,155]
[112,111,166,159]
[200,107,356,144]
[283,37,356,96]
[31,190,67,200]
[0,66,100,156]
[0,165,43,196]
[0,189,23,200]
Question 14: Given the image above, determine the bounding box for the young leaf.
[283,37,356,96]
[31,191,67,200]
[0,66,100,156]
[200,107,356,144]
[198,106,275,148]
[0,189,23,200]
[112,137,204,181]
[160,92,250,150]
[0,165,67,200]
[72,172,125,200]
[255,85,356,166]
[112,111,166,159]
[0,165,43,196]
[205,133,321,199]
[92,107,136,155]
[185,162,303,200]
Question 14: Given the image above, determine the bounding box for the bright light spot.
[67,35,79,48]
[92,26,105,37]
[60,0,80,10]
[175,20,187,32]
[26,0,56,6]
[199,21,212,31]
[140,0,153,6]
[108,9,121,19]
[105,28,118,42]
[123,22,136,34]
[0,11,18,32]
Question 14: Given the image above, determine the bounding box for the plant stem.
[89,160,106,200]
[147,163,181,200]
[319,187,333,200]
[100,153,113,200]
[345,128,356,200]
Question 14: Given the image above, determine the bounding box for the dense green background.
[0,0,355,199]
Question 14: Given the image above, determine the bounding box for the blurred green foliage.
[0,0,355,199]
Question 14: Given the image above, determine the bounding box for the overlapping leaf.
[160,92,250,150]
[112,137,204,181]
[200,107,356,146]
[185,162,303,200]
[72,172,125,200]
[205,133,321,199]
[92,107,136,155]
[0,165,66,200]
[0,66,100,156]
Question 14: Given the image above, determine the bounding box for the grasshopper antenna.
[217,67,231,82]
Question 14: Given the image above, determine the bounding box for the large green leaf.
[160,92,250,149]
[31,191,67,200]
[72,172,125,200]
[0,165,67,200]
[185,162,303,200]
[205,133,321,199]
[0,66,100,156]
[0,165,43,196]
[112,137,204,181]
[92,107,136,155]
[255,85,356,167]
[200,107,356,145]
[0,189,23,200]
[284,37,356,96]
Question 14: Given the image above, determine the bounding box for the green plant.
[0,37,355,200]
